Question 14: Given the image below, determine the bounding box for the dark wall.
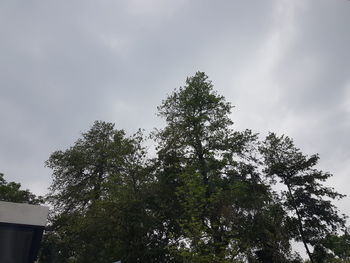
[0,223,44,263]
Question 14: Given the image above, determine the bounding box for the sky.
[1,0,350,219]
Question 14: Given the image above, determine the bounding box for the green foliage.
[320,231,350,261]
[41,73,347,263]
[0,173,42,204]
[154,72,297,262]
[40,121,168,262]
[260,133,346,262]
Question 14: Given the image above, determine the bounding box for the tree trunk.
[286,183,314,263]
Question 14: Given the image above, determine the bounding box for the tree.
[154,72,293,262]
[42,72,347,263]
[0,172,42,204]
[260,133,346,263]
[315,229,350,262]
[42,121,165,262]
[46,121,132,214]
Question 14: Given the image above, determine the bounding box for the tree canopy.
[0,172,42,204]
[39,72,348,263]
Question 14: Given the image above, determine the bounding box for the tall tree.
[41,72,347,263]
[260,133,346,263]
[154,72,290,262]
[46,121,131,213]
[42,121,164,262]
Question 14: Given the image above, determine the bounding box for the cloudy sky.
[1,0,350,216]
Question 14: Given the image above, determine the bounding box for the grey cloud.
[1,0,349,213]
[274,0,350,111]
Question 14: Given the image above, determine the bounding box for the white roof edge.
[0,201,49,226]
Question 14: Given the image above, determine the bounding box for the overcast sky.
[1,0,350,218]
